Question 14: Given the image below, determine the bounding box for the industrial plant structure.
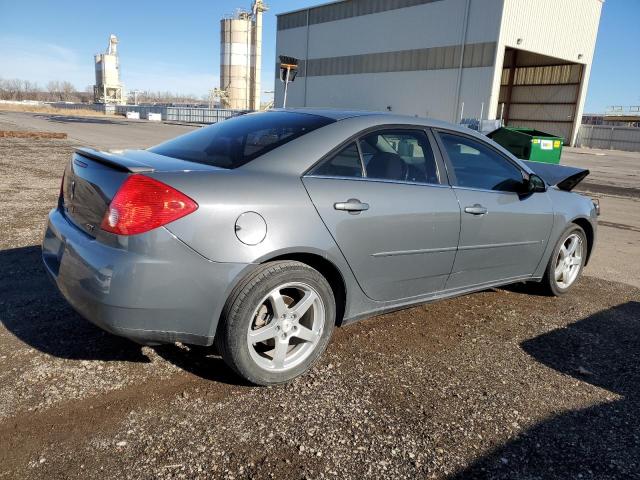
[275,0,603,145]
[94,34,125,105]
[220,1,268,110]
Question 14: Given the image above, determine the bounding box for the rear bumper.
[42,208,251,346]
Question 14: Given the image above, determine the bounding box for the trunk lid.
[61,148,219,237]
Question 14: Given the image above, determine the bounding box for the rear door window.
[149,112,334,169]
[359,130,440,184]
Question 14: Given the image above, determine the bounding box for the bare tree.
[23,80,41,101]
[60,81,77,102]
[4,78,25,100]
[47,80,62,101]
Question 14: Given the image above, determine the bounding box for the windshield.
[149,111,334,169]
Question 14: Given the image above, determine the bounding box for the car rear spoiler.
[75,147,155,173]
[522,161,589,192]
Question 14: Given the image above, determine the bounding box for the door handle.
[334,198,370,214]
[464,204,488,215]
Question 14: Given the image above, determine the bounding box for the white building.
[275,0,603,144]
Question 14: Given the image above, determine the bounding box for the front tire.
[216,261,335,385]
[540,224,587,296]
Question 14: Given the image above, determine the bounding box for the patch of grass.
[0,130,67,139]
[0,103,118,118]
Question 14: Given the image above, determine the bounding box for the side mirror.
[521,173,546,194]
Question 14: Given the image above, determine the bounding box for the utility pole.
[131,89,141,105]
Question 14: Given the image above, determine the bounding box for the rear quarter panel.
[153,170,340,265]
[153,169,373,322]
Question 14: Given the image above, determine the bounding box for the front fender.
[533,188,598,277]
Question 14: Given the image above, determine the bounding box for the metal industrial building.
[275,0,603,144]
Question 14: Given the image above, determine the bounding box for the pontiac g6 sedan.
[42,110,598,385]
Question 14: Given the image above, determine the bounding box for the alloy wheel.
[554,233,583,289]
[247,282,325,372]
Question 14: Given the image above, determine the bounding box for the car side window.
[308,142,363,178]
[439,133,524,192]
[359,130,439,184]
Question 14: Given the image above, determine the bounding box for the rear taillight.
[100,175,198,235]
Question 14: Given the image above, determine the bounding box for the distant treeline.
[0,78,92,102]
[0,77,207,105]
[131,90,209,105]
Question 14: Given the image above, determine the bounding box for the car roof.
[269,108,377,121]
[270,108,471,133]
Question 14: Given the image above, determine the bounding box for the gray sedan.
[42,110,598,385]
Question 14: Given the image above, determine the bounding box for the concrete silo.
[220,1,267,110]
[94,34,125,105]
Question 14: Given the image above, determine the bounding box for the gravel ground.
[0,118,639,479]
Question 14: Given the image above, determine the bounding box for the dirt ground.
[0,112,639,479]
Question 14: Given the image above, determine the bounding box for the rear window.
[149,111,334,169]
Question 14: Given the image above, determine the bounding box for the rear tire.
[216,261,335,385]
[540,224,587,296]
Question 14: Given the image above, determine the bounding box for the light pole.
[279,55,299,108]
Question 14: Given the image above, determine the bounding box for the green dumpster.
[487,127,563,164]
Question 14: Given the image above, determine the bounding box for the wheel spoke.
[555,263,564,281]
[248,322,279,343]
[569,256,582,266]
[564,266,572,281]
[559,245,568,259]
[566,237,579,256]
[267,290,288,318]
[272,338,289,368]
[289,290,318,319]
[293,324,320,343]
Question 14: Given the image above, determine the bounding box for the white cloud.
[0,35,92,88]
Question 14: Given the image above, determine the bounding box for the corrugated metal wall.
[576,125,640,152]
[277,0,446,30]
[300,42,495,77]
[499,0,601,66]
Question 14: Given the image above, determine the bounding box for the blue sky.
[0,0,637,111]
